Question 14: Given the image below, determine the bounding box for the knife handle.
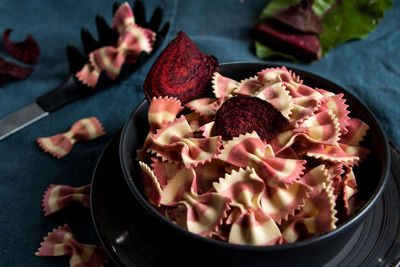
[36,74,92,113]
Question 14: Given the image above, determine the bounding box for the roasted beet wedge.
[143,31,219,104]
[214,95,289,141]
[255,20,322,61]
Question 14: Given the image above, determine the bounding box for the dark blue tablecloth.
[0,0,399,266]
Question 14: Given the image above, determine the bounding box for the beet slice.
[273,0,323,34]
[214,95,289,141]
[255,20,322,61]
[3,29,40,65]
[0,56,33,85]
[143,31,219,104]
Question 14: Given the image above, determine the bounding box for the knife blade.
[0,103,48,141]
[0,75,93,140]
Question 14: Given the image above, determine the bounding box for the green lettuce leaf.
[256,0,393,60]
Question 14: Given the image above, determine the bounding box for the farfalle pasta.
[76,2,156,87]
[136,64,370,246]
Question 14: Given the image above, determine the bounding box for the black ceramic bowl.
[119,63,390,267]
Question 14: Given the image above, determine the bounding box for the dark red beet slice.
[0,56,33,85]
[255,20,322,61]
[3,29,40,65]
[143,31,219,104]
[214,95,289,141]
[273,0,323,34]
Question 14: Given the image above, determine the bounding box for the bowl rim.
[119,62,390,252]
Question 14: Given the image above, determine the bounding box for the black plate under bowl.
[91,132,400,266]
[92,63,397,266]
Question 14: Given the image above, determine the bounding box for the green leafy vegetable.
[254,41,300,62]
[259,0,336,21]
[319,0,393,53]
[256,0,393,60]
[311,0,336,17]
[259,0,300,22]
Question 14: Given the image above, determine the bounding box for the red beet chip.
[0,56,33,84]
[143,31,219,104]
[214,95,289,141]
[3,29,40,65]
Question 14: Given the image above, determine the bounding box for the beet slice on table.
[255,20,322,61]
[3,29,40,65]
[273,0,323,35]
[0,57,33,85]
